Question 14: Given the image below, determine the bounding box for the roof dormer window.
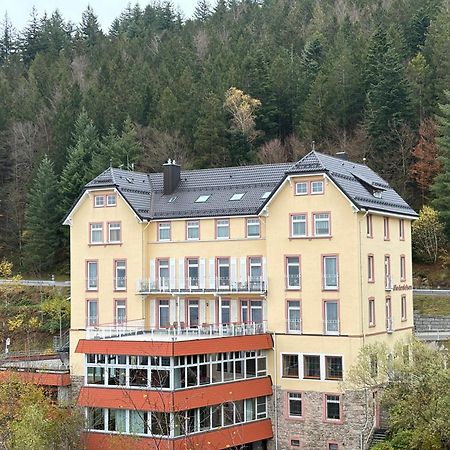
[195,195,210,203]
[230,193,245,201]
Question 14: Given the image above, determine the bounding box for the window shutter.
[208,258,215,289]
[170,258,176,289]
[231,257,237,288]
[199,258,206,289]
[150,259,156,289]
[240,257,247,284]
[178,259,185,289]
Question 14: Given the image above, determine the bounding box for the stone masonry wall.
[267,387,374,450]
[414,312,450,332]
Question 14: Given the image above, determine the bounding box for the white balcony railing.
[385,275,393,290]
[137,276,267,294]
[286,275,301,289]
[287,319,302,333]
[85,320,267,340]
[386,318,394,333]
[86,277,98,290]
[323,273,339,290]
[324,320,340,335]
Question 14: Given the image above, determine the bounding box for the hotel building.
[64,151,417,449]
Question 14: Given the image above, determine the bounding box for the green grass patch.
[414,295,450,316]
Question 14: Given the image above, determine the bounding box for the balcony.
[86,319,268,340]
[286,318,302,334]
[137,276,267,295]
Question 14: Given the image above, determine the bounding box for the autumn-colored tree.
[410,119,441,200]
[412,205,447,263]
[223,87,261,141]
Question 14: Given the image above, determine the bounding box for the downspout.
[273,332,278,450]
[359,210,370,450]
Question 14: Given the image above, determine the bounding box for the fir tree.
[431,90,450,235]
[80,6,102,47]
[23,155,60,272]
[60,109,99,214]
[194,0,212,22]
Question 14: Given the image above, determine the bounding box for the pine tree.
[91,117,140,174]
[80,6,103,47]
[431,90,450,235]
[0,13,17,64]
[60,110,100,214]
[194,0,212,22]
[23,155,60,272]
[20,7,43,65]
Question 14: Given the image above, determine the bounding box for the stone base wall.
[267,387,375,450]
[69,375,84,405]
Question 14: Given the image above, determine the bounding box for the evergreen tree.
[20,7,43,65]
[194,0,212,22]
[0,13,17,64]
[23,155,60,272]
[80,6,103,47]
[60,110,100,214]
[431,90,450,235]
[91,117,140,174]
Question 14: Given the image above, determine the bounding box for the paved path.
[0,279,70,287]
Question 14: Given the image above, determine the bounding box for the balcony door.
[188,300,199,328]
[217,258,230,289]
[324,301,339,335]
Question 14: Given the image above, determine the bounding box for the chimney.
[335,151,348,161]
[163,159,181,195]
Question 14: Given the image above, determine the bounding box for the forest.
[0,0,449,273]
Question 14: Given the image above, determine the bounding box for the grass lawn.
[414,295,450,316]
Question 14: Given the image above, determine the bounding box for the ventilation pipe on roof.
[335,151,348,160]
[163,159,181,195]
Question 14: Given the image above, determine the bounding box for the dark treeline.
[0,0,449,272]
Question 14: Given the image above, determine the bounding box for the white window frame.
[295,182,308,195]
[108,222,121,243]
[287,392,302,418]
[399,218,405,240]
[311,180,324,194]
[314,213,330,236]
[187,258,199,288]
[325,394,342,421]
[230,193,245,201]
[87,300,98,327]
[401,295,407,321]
[368,255,375,282]
[114,260,126,291]
[106,194,117,207]
[287,300,301,333]
[94,195,105,207]
[216,219,230,239]
[158,223,171,241]
[400,255,406,281]
[186,220,200,240]
[383,217,390,240]
[115,300,126,325]
[158,299,170,328]
[90,223,103,244]
[291,214,307,237]
[195,195,210,203]
[286,256,301,289]
[87,261,98,290]
[369,298,376,327]
[324,301,339,335]
[246,218,260,238]
[158,259,170,290]
[323,256,338,290]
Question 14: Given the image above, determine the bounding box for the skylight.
[195,195,210,203]
[261,191,271,199]
[230,193,245,201]
[168,196,177,203]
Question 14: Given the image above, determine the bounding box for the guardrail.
[0,279,70,287]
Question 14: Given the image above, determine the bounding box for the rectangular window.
[108,222,121,243]
[90,223,103,244]
[216,219,229,239]
[311,180,324,194]
[291,214,307,237]
[323,256,338,290]
[384,217,390,240]
[386,297,393,332]
[368,255,375,282]
[400,256,406,281]
[115,300,126,325]
[221,299,230,324]
[241,300,263,323]
[369,298,376,327]
[324,301,339,335]
[325,394,341,421]
[314,213,330,236]
[158,222,171,241]
[247,218,260,238]
[217,258,230,289]
[295,182,308,195]
[401,295,407,321]
[86,261,98,290]
[287,300,301,333]
[328,443,339,450]
[87,300,98,326]
[366,214,373,237]
[158,300,170,328]
[325,356,343,380]
[187,258,199,288]
[186,220,199,240]
[290,439,301,448]
[286,256,301,289]
[282,354,299,378]
[94,195,105,207]
[384,255,391,290]
[188,300,199,327]
[399,219,405,240]
[106,194,117,207]
[114,260,126,290]
[288,392,302,418]
[248,257,263,289]
[303,355,320,379]
[158,259,170,290]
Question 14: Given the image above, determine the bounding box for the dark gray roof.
[80,152,417,220]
